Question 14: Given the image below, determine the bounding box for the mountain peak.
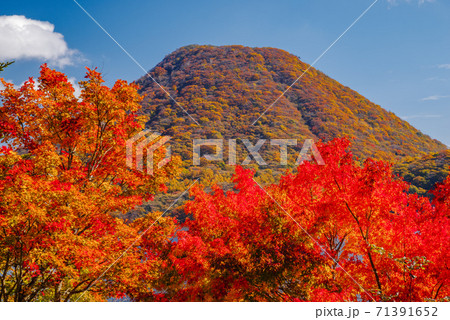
[136,45,446,167]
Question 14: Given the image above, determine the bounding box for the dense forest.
[136,45,448,206]
[0,50,448,301]
[137,45,445,162]
[394,150,450,196]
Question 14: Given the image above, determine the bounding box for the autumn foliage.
[0,65,180,301]
[394,150,450,196]
[0,65,448,302]
[150,139,449,302]
[136,45,446,188]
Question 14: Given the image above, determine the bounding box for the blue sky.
[1,0,449,146]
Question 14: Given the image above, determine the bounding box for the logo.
[126,130,171,175]
[126,133,324,175]
[193,138,325,166]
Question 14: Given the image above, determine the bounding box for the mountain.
[135,45,446,185]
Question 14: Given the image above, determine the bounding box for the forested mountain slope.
[136,45,445,164]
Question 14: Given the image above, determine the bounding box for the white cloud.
[387,0,435,6]
[426,77,448,81]
[0,15,83,68]
[401,114,442,120]
[1,77,82,98]
[0,79,14,91]
[0,79,37,92]
[421,95,450,101]
[438,64,450,69]
[68,77,82,98]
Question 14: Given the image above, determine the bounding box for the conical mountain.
[136,45,446,172]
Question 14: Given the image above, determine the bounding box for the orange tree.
[152,139,449,302]
[0,65,180,301]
